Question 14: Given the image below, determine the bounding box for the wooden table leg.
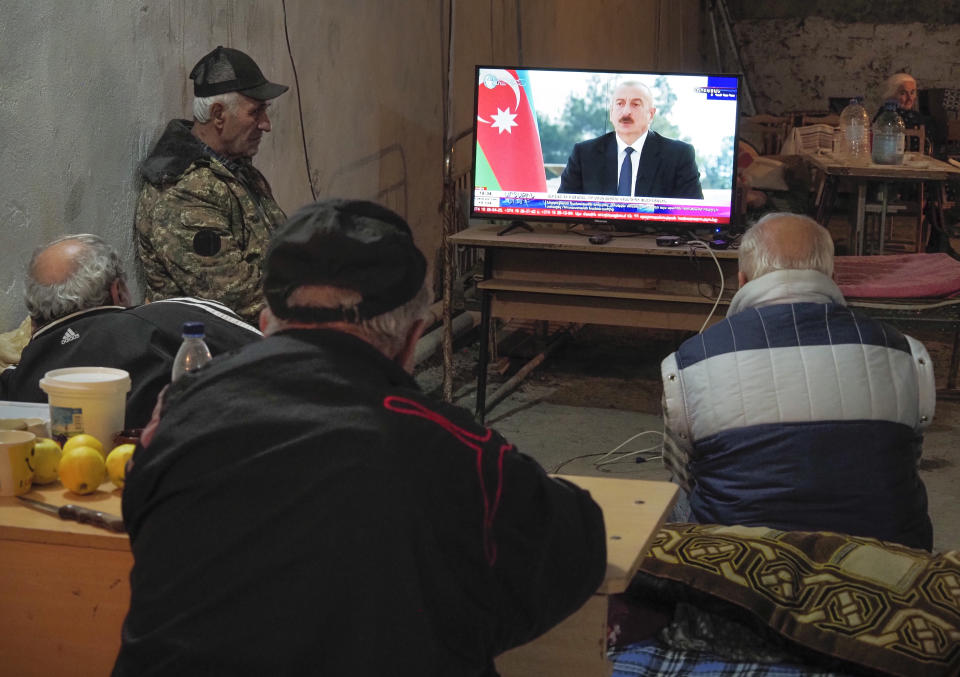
[948,328,960,391]
[814,172,832,225]
[475,250,494,423]
[855,182,867,255]
[878,183,889,255]
[495,593,610,677]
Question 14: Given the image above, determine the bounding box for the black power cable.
[281,0,318,201]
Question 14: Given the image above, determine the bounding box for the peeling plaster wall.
[1,0,702,331]
[733,16,960,115]
[0,1,303,329]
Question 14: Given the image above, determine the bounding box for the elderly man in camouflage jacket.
[136,46,288,323]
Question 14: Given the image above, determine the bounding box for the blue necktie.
[617,147,634,196]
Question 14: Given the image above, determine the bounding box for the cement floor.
[416,324,960,553]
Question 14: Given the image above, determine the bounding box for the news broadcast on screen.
[471,66,741,230]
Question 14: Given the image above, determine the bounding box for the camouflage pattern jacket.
[136,119,286,323]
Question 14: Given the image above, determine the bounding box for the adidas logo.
[60,328,80,345]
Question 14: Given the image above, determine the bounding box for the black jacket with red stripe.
[115,328,606,677]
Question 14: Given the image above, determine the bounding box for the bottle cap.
[181,321,205,338]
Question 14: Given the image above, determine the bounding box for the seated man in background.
[0,234,260,429]
[114,199,607,676]
[660,213,934,550]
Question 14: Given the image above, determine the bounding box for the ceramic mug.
[0,430,36,497]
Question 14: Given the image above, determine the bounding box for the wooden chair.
[866,125,929,253]
[903,125,927,155]
[783,110,828,128]
[800,113,841,127]
[739,115,789,156]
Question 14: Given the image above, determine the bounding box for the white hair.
[881,73,918,109]
[271,282,433,356]
[738,212,834,280]
[193,91,241,123]
[25,234,126,326]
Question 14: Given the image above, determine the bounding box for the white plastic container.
[839,98,870,165]
[39,367,131,448]
[872,101,906,165]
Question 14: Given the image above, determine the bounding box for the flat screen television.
[470,66,741,233]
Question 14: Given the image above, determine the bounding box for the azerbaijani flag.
[475,68,547,192]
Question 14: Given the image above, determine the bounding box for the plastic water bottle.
[839,97,870,164]
[871,100,905,165]
[171,321,212,382]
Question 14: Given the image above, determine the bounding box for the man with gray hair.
[659,212,934,550]
[0,233,260,429]
[136,46,288,323]
[115,199,606,676]
[559,80,703,198]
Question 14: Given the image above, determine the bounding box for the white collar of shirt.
[615,133,647,197]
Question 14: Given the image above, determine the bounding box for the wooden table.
[496,475,678,677]
[450,224,739,420]
[805,151,960,255]
[0,475,675,677]
[0,483,129,677]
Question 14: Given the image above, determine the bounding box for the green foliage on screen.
[537,75,734,190]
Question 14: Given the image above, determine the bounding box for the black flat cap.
[190,46,288,100]
[263,199,428,323]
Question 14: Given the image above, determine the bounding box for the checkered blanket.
[611,640,850,677]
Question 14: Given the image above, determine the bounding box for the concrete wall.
[0,0,702,331]
[0,1,303,329]
[726,8,960,115]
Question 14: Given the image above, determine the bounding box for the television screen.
[470,66,741,231]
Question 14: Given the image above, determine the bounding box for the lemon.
[105,443,135,490]
[32,438,62,484]
[62,433,104,459]
[58,445,106,495]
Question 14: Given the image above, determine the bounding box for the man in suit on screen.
[558,81,703,199]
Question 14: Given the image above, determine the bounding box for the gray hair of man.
[611,80,654,108]
[268,282,433,358]
[25,233,127,326]
[881,73,918,109]
[738,212,834,281]
[193,91,241,123]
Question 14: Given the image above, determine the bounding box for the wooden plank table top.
[0,482,130,677]
[803,151,960,181]
[1,475,678,589]
[1,474,677,677]
[496,475,678,677]
[557,475,678,594]
[451,223,739,259]
[0,481,127,548]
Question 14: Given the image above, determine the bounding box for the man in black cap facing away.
[136,46,289,323]
[115,199,607,676]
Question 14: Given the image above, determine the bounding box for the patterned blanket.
[631,524,960,677]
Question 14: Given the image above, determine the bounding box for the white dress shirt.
[615,132,647,196]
